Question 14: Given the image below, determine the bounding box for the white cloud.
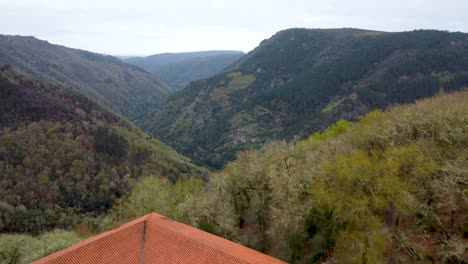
[0,0,467,55]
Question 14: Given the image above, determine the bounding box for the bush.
[0,230,83,264]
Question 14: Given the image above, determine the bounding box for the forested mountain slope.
[125,50,244,90]
[1,73,466,264]
[198,90,468,263]
[146,28,468,168]
[0,66,205,234]
[0,35,173,121]
[101,90,468,263]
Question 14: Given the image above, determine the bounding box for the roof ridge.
[145,215,278,263]
[140,219,147,264]
[144,212,155,220]
[148,222,249,263]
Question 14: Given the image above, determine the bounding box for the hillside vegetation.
[112,90,467,263]
[126,50,244,90]
[0,231,83,264]
[0,35,172,121]
[0,67,205,234]
[1,29,467,264]
[146,29,468,168]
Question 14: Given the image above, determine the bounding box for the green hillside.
[145,29,468,168]
[0,66,205,234]
[198,90,468,263]
[0,35,173,122]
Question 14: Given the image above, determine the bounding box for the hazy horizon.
[1,0,467,55]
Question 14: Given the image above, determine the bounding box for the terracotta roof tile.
[33,213,286,264]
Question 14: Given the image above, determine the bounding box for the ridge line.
[146,219,254,263]
[140,219,147,264]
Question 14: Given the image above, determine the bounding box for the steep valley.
[145,28,468,168]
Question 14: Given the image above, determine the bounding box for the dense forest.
[125,50,244,90]
[108,90,468,263]
[3,90,465,263]
[146,29,468,168]
[0,66,205,236]
[0,35,172,121]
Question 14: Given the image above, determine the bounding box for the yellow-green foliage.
[182,91,467,263]
[101,176,206,229]
[296,119,351,154]
[321,93,358,115]
[0,230,83,264]
[210,72,256,101]
[321,97,345,113]
[332,224,386,264]
[253,106,272,117]
[230,112,255,128]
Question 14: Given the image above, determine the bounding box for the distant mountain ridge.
[126,50,244,90]
[126,50,244,67]
[0,35,173,121]
[145,28,468,168]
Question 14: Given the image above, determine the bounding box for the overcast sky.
[1,0,467,55]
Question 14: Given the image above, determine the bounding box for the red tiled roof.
[33,213,286,264]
